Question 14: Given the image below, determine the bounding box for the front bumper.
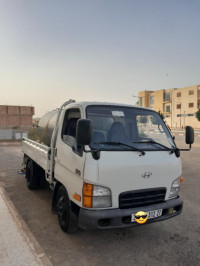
[79,197,183,230]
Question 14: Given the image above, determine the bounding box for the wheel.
[38,168,47,189]
[26,160,39,190]
[56,185,79,233]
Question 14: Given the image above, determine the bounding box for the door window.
[61,109,81,152]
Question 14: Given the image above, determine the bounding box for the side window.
[61,109,81,152]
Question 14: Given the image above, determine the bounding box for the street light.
[132,95,140,106]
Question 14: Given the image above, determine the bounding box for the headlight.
[83,182,112,208]
[168,177,181,199]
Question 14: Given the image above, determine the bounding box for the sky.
[1,0,200,117]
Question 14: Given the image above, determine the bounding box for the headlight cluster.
[168,177,181,199]
[83,183,112,208]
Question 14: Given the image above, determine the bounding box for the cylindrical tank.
[37,110,59,146]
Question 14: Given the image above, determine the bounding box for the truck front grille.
[119,188,166,209]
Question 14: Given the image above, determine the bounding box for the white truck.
[22,100,194,233]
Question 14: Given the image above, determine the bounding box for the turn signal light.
[83,183,93,208]
[73,193,81,202]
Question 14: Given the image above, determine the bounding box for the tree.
[150,110,165,125]
[139,116,147,124]
[150,115,157,125]
[157,110,165,120]
[196,109,200,121]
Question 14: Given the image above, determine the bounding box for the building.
[138,85,200,129]
[0,105,35,129]
[0,105,35,140]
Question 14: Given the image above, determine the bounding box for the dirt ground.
[0,138,199,266]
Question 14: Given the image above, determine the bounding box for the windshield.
[86,105,175,151]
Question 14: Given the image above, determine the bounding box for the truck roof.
[67,101,153,112]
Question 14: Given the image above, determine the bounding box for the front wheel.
[56,185,79,233]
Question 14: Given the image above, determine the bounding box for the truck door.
[54,108,85,201]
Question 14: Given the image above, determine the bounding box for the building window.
[150,96,154,105]
[139,97,143,106]
[177,92,181,97]
[178,113,195,117]
[163,92,170,101]
[177,104,181,109]
[165,105,170,112]
[198,88,200,97]
[189,90,194,95]
[189,103,194,108]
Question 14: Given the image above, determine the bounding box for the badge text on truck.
[142,172,152,178]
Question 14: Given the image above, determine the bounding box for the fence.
[0,129,28,140]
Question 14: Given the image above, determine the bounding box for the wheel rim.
[57,196,67,224]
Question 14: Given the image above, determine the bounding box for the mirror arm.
[83,146,91,153]
[178,144,192,151]
[83,146,100,160]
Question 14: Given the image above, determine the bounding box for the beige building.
[138,85,200,129]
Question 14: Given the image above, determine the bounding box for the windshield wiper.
[132,140,175,154]
[94,141,145,156]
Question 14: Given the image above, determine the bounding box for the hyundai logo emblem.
[142,172,152,178]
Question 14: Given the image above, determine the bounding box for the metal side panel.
[22,138,50,171]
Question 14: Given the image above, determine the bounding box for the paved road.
[0,139,200,266]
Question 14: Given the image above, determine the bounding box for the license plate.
[131,209,163,222]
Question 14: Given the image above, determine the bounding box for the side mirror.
[185,126,194,146]
[76,119,92,145]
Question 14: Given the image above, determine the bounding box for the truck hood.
[97,151,181,208]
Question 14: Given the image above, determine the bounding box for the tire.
[26,160,39,190]
[56,185,79,233]
[38,168,47,189]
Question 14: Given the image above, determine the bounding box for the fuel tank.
[37,110,58,146]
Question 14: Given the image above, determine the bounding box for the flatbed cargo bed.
[22,138,50,172]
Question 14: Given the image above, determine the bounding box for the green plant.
[196,109,200,121]
[157,110,165,120]
[150,115,157,125]
[150,110,165,125]
[28,127,38,141]
[139,116,147,124]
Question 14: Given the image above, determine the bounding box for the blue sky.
[1,0,200,116]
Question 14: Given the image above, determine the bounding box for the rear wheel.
[26,160,39,190]
[56,185,79,233]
